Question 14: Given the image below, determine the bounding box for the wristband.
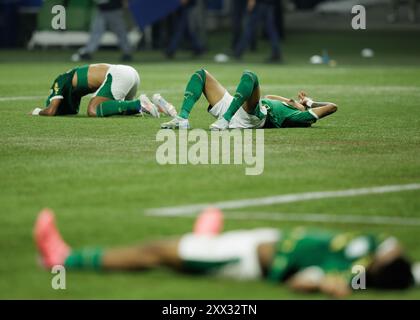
[306,99,314,107]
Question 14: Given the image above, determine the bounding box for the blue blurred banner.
[129,0,181,29]
[20,0,43,7]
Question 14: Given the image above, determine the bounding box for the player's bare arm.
[31,97,61,116]
[265,95,306,111]
[299,91,338,108]
[287,269,351,298]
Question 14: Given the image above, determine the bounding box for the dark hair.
[367,257,414,289]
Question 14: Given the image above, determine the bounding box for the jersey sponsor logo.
[54,82,59,94]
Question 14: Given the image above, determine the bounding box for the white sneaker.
[139,94,160,118]
[210,117,229,131]
[152,93,178,117]
[161,116,190,129]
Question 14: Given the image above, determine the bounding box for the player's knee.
[243,70,259,85]
[194,68,206,83]
[87,107,97,117]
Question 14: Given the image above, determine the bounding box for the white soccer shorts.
[94,64,140,101]
[178,228,281,280]
[208,91,267,129]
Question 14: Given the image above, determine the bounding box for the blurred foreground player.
[34,208,418,298]
[161,69,337,130]
[30,64,160,117]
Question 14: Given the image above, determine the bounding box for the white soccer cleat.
[152,93,178,117]
[209,117,229,131]
[160,116,190,129]
[139,94,160,118]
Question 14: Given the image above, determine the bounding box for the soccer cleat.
[34,208,71,269]
[209,117,229,131]
[152,93,178,117]
[160,115,190,129]
[193,207,224,236]
[139,94,160,118]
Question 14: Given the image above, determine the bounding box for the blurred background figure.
[165,0,205,59]
[231,0,257,51]
[234,0,283,63]
[72,0,132,62]
[388,0,418,23]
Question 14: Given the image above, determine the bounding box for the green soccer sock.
[179,69,206,119]
[223,71,259,121]
[96,100,140,117]
[64,248,104,271]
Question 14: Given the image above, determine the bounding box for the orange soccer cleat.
[33,208,71,269]
[193,207,224,236]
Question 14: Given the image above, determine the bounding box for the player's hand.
[30,107,42,115]
[298,91,307,102]
[320,275,351,298]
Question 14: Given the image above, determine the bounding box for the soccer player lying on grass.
[34,208,418,298]
[29,64,163,117]
[161,69,337,130]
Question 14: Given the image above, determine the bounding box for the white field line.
[1,84,419,102]
[154,210,420,227]
[145,183,420,217]
[0,95,44,102]
[223,212,420,227]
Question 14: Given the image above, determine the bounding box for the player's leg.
[224,70,261,120]
[102,240,182,270]
[179,69,226,119]
[89,66,143,117]
[210,70,260,130]
[34,208,183,271]
[68,239,183,271]
[161,69,227,129]
[87,96,141,117]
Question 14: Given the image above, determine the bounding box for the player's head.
[367,256,414,289]
[366,237,414,289]
[45,75,62,106]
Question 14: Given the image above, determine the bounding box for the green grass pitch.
[0,31,419,299]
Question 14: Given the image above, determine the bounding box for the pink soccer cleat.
[33,208,71,269]
[139,94,160,118]
[193,207,224,236]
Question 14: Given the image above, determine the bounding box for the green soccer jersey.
[45,65,91,115]
[261,98,317,128]
[268,227,383,283]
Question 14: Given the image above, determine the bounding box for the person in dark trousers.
[231,0,257,51]
[388,0,418,23]
[234,0,282,63]
[274,0,285,41]
[165,0,205,59]
[72,0,132,62]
